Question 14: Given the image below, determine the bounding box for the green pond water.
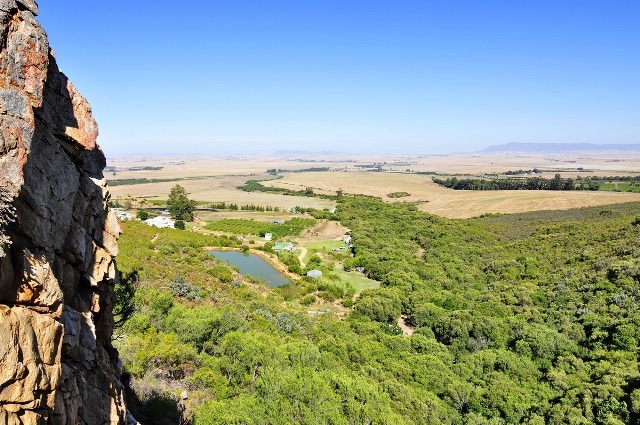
[208,250,291,288]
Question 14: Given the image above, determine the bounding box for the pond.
[208,250,291,288]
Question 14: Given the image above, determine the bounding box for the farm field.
[107,152,640,179]
[262,171,640,218]
[108,174,335,211]
[107,153,640,219]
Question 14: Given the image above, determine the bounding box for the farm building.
[264,233,273,241]
[273,242,294,252]
[145,216,175,229]
[306,269,323,277]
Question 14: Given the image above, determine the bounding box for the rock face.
[0,1,127,423]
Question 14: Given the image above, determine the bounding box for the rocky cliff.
[0,1,127,423]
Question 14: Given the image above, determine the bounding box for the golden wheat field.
[107,152,640,218]
[261,171,640,218]
[108,175,336,211]
[106,152,640,179]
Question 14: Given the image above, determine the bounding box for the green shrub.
[300,294,316,305]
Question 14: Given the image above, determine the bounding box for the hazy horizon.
[39,1,640,156]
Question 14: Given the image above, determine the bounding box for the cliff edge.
[0,1,127,423]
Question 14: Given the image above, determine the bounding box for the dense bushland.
[116,199,640,424]
[204,217,315,239]
[433,174,601,191]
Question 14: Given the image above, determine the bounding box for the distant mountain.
[273,150,344,155]
[480,142,640,153]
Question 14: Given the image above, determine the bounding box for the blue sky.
[38,1,640,155]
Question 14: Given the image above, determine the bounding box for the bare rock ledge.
[1,1,127,423]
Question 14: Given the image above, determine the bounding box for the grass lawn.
[300,240,346,263]
[338,270,380,295]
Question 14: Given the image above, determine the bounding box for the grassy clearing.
[600,182,640,193]
[299,238,379,296]
[337,269,380,294]
[299,240,345,263]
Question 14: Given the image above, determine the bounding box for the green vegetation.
[113,270,138,330]
[337,270,380,295]
[0,187,14,256]
[238,179,337,200]
[600,182,640,193]
[387,191,411,198]
[209,202,280,212]
[167,184,196,221]
[267,167,330,174]
[108,177,184,186]
[299,240,344,263]
[297,239,379,295]
[204,217,315,239]
[237,179,295,194]
[503,169,541,175]
[433,173,601,190]
[435,174,640,193]
[116,198,640,424]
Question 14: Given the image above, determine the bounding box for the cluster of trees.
[238,180,337,199]
[108,177,183,186]
[337,197,640,423]
[433,174,602,191]
[267,167,330,174]
[502,169,541,175]
[589,175,640,182]
[115,196,640,424]
[209,202,280,212]
[204,217,315,239]
[237,180,291,194]
[387,191,411,198]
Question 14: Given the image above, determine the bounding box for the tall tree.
[167,184,195,221]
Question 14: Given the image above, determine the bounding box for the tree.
[113,269,138,330]
[167,184,196,221]
[0,186,15,257]
[174,220,186,230]
[136,210,149,220]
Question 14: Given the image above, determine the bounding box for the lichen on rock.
[0,1,128,423]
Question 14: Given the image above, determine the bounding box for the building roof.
[306,269,323,277]
[144,216,175,229]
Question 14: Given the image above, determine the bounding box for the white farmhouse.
[145,216,175,229]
